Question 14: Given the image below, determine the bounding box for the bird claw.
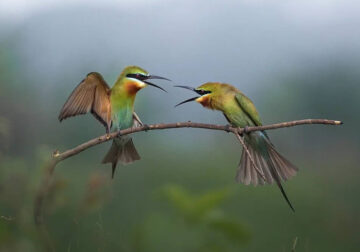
[243,126,250,134]
[225,124,231,133]
[238,126,250,136]
[106,134,111,140]
[143,124,150,132]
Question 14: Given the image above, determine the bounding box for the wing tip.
[58,114,64,122]
[58,113,64,122]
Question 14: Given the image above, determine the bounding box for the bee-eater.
[175,83,298,211]
[58,66,170,178]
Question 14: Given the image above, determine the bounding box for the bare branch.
[53,119,342,164]
[34,118,342,225]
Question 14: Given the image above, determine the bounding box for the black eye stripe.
[195,89,211,95]
[126,73,147,80]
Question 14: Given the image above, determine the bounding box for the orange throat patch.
[196,94,213,109]
[125,80,144,95]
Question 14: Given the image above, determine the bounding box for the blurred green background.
[0,0,359,251]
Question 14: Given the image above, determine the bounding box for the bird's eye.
[196,89,211,95]
[126,73,146,80]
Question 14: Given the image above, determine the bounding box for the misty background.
[0,0,359,251]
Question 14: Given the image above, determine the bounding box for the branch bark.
[53,119,342,164]
[34,118,342,225]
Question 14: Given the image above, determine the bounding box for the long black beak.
[174,85,199,107]
[144,81,167,92]
[174,96,199,107]
[174,85,195,91]
[147,75,171,81]
[143,75,170,92]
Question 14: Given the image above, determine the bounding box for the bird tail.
[102,137,141,178]
[236,131,298,211]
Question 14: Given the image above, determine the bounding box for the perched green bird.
[59,66,170,178]
[175,83,298,211]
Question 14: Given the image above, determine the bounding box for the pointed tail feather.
[102,137,141,178]
[267,153,296,212]
[236,132,298,211]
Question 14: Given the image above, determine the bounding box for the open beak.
[174,85,195,91]
[174,96,199,107]
[143,75,170,92]
[144,81,167,92]
[147,75,171,81]
[174,85,199,107]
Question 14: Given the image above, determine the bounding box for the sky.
[1,0,359,25]
[1,0,359,127]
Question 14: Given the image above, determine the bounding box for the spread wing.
[58,72,112,133]
[235,92,262,126]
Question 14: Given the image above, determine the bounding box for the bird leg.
[224,124,232,133]
[143,124,150,132]
[241,126,250,136]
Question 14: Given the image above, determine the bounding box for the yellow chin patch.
[196,94,212,108]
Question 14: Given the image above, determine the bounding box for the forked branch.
[52,119,342,166]
[34,119,342,224]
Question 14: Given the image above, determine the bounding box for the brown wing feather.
[58,72,112,133]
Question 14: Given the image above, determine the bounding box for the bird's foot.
[239,126,250,136]
[117,131,122,138]
[106,134,111,140]
[224,124,231,133]
[143,124,150,132]
[243,126,250,135]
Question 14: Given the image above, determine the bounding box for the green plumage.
[102,66,150,177]
[178,82,298,211]
[110,66,148,130]
[59,65,168,178]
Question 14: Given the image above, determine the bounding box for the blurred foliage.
[1,60,359,251]
[131,185,250,252]
[0,117,10,139]
[160,185,250,244]
[0,4,360,251]
[1,60,360,251]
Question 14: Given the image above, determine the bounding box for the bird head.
[119,65,170,94]
[174,82,230,109]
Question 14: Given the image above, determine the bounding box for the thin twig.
[53,119,342,163]
[34,119,342,225]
